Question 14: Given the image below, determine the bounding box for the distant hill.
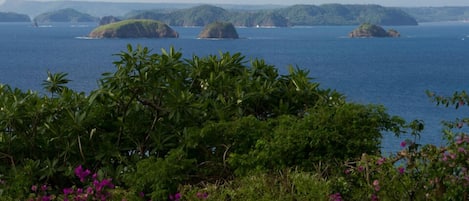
[0,11,30,22]
[128,4,417,27]
[276,4,417,26]
[3,0,469,24]
[0,0,199,17]
[33,8,98,23]
[401,7,469,22]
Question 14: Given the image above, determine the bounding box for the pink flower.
[31,185,38,192]
[196,192,208,199]
[449,153,456,159]
[373,179,380,191]
[344,169,351,175]
[400,141,407,148]
[358,166,364,172]
[41,184,48,191]
[376,157,386,165]
[74,165,91,182]
[371,194,379,201]
[41,196,51,201]
[329,193,343,201]
[442,154,448,161]
[398,167,405,174]
[63,187,74,195]
[86,186,94,194]
[169,192,182,201]
[458,147,467,154]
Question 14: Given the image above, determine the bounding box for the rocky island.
[349,23,400,38]
[198,22,239,39]
[89,19,179,39]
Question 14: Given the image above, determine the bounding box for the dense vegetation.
[0,45,467,200]
[402,7,469,22]
[89,19,179,38]
[127,4,418,27]
[33,8,98,23]
[0,12,30,22]
[276,4,417,26]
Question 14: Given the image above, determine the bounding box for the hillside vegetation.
[402,7,469,22]
[0,12,30,22]
[33,8,98,23]
[128,4,418,27]
[89,19,179,38]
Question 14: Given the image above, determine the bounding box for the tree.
[42,71,71,97]
[0,45,409,200]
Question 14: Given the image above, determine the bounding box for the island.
[349,23,400,38]
[88,19,179,39]
[126,4,418,27]
[0,12,30,22]
[33,8,98,23]
[198,22,239,39]
[99,16,121,26]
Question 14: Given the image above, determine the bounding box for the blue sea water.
[1,21,469,153]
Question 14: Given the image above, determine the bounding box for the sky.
[3,0,469,7]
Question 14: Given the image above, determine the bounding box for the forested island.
[3,0,469,24]
[0,11,30,22]
[26,4,417,27]
[402,7,469,22]
[89,19,178,38]
[127,4,418,27]
[33,8,98,23]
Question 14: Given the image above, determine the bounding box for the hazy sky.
[3,0,469,7]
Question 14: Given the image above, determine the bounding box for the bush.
[0,45,409,199]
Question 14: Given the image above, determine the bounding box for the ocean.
[1,21,469,153]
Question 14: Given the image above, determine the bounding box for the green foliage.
[0,45,410,199]
[179,169,330,201]
[127,4,417,27]
[91,19,176,37]
[228,104,405,176]
[326,91,469,201]
[42,71,71,97]
[402,7,469,22]
[276,4,417,26]
[33,8,97,23]
[124,148,195,200]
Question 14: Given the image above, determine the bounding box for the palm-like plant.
[42,71,71,97]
